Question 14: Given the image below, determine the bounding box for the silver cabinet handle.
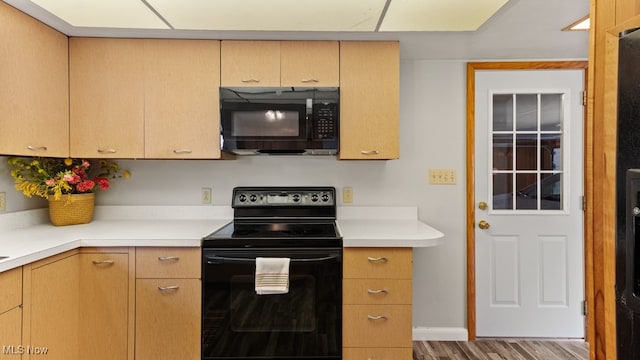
[367,315,388,321]
[367,289,388,295]
[97,148,117,153]
[92,260,114,265]
[173,149,192,154]
[158,285,179,291]
[360,150,380,155]
[367,256,388,263]
[158,256,180,262]
[241,78,260,83]
[27,145,48,151]
[301,78,319,83]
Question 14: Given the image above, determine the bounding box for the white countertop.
[0,205,444,272]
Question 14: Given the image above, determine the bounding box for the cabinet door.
[221,41,280,86]
[135,278,201,360]
[70,38,145,158]
[0,307,22,359]
[0,2,69,157]
[144,40,221,159]
[26,253,79,360]
[616,0,640,24]
[79,253,129,360]
[339,41,400,159]
[281,41,339,87]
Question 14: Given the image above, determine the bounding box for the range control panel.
[232,187,335,207]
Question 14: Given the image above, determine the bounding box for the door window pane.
[540,135,562,171]
[515,94,538,131]
[516,134,537,170]
[493,134,513,171]
[493,94,513,131]
[540,94,563,131]
[516,173,538,210]
[493,173,513,210]
[540,173,562,210]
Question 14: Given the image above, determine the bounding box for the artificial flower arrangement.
[8,157,130,200]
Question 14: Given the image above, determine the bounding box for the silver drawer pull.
[301,78,319,83]
[158,256,180,262]
[360,150,380,155]
[158,285,180,291]
[97,148,117,153]
[92,260,114,265]
[27,145,48,151]
[241,78,260,83]
[367,289,388,295]
[367,256,388,263]
[173,149,193,154]
[367,315,388,321]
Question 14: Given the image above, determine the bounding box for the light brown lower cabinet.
[79,251,130,360]
[343,247,413,359]
[135,278,201,360]
[135,247,201,360]
[0,267,23,360]
[23,251,80,360]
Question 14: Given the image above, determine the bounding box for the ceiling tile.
[380,0,509,31]
[146,0,387,31]
[29,0,169,28]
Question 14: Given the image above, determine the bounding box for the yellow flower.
[64,158,73,166]
[123,170,131,179]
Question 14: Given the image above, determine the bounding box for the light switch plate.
[342,187,353,204]
[0,192,5,211]
[428,169,456,185]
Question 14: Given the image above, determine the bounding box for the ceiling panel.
[380,0,509,31]
[146,0,388,31]
[29,0,169,28]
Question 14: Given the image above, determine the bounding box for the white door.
[474,69,584,337]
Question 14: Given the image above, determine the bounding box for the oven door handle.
[206,254,340,264]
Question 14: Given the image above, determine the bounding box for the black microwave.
[220,87,339,155]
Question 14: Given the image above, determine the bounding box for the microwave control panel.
[312,102,338,140]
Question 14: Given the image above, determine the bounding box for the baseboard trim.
[413,327,469,341]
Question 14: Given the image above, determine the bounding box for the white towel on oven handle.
[255,257,290,295]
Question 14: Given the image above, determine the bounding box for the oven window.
[230,275,315,332]
[232,110,299,137]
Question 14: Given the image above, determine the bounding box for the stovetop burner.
[202,186,342,248]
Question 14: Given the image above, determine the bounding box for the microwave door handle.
[206,254,340,264]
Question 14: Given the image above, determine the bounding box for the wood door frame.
[466,61,590,341]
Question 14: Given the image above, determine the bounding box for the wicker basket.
[48,193,95,226]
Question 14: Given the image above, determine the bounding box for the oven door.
[202,247,342,359]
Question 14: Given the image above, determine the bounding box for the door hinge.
[580,196,586,211]
[582,91,587,106]
[582,300,587,316]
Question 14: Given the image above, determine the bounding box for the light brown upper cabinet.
[71,38,222,159]
[0,2,69,157]
[221,40,339,87]
[616,0,640,24]
[339,41,400,160]
[70,38,145,158]
[144,40,221,159]
[221,41,281,86]
[280,41,339,87]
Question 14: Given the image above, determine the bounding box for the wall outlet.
[343,187,353,204]
[201,188,212,204]
[0,192,5,211]
[428,169,457,185]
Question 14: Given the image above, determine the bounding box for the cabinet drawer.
[343,279,411,305]
[343,347,413,360]
[343,248,412,279]
[136,247,200,278]
[0,267,22,313]
[343,304,412,348]
[135,278,201,360]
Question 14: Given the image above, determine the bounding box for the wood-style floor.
[413,339,589,360]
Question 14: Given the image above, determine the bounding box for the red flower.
[76,180,95,192]
[95,177,110,191]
